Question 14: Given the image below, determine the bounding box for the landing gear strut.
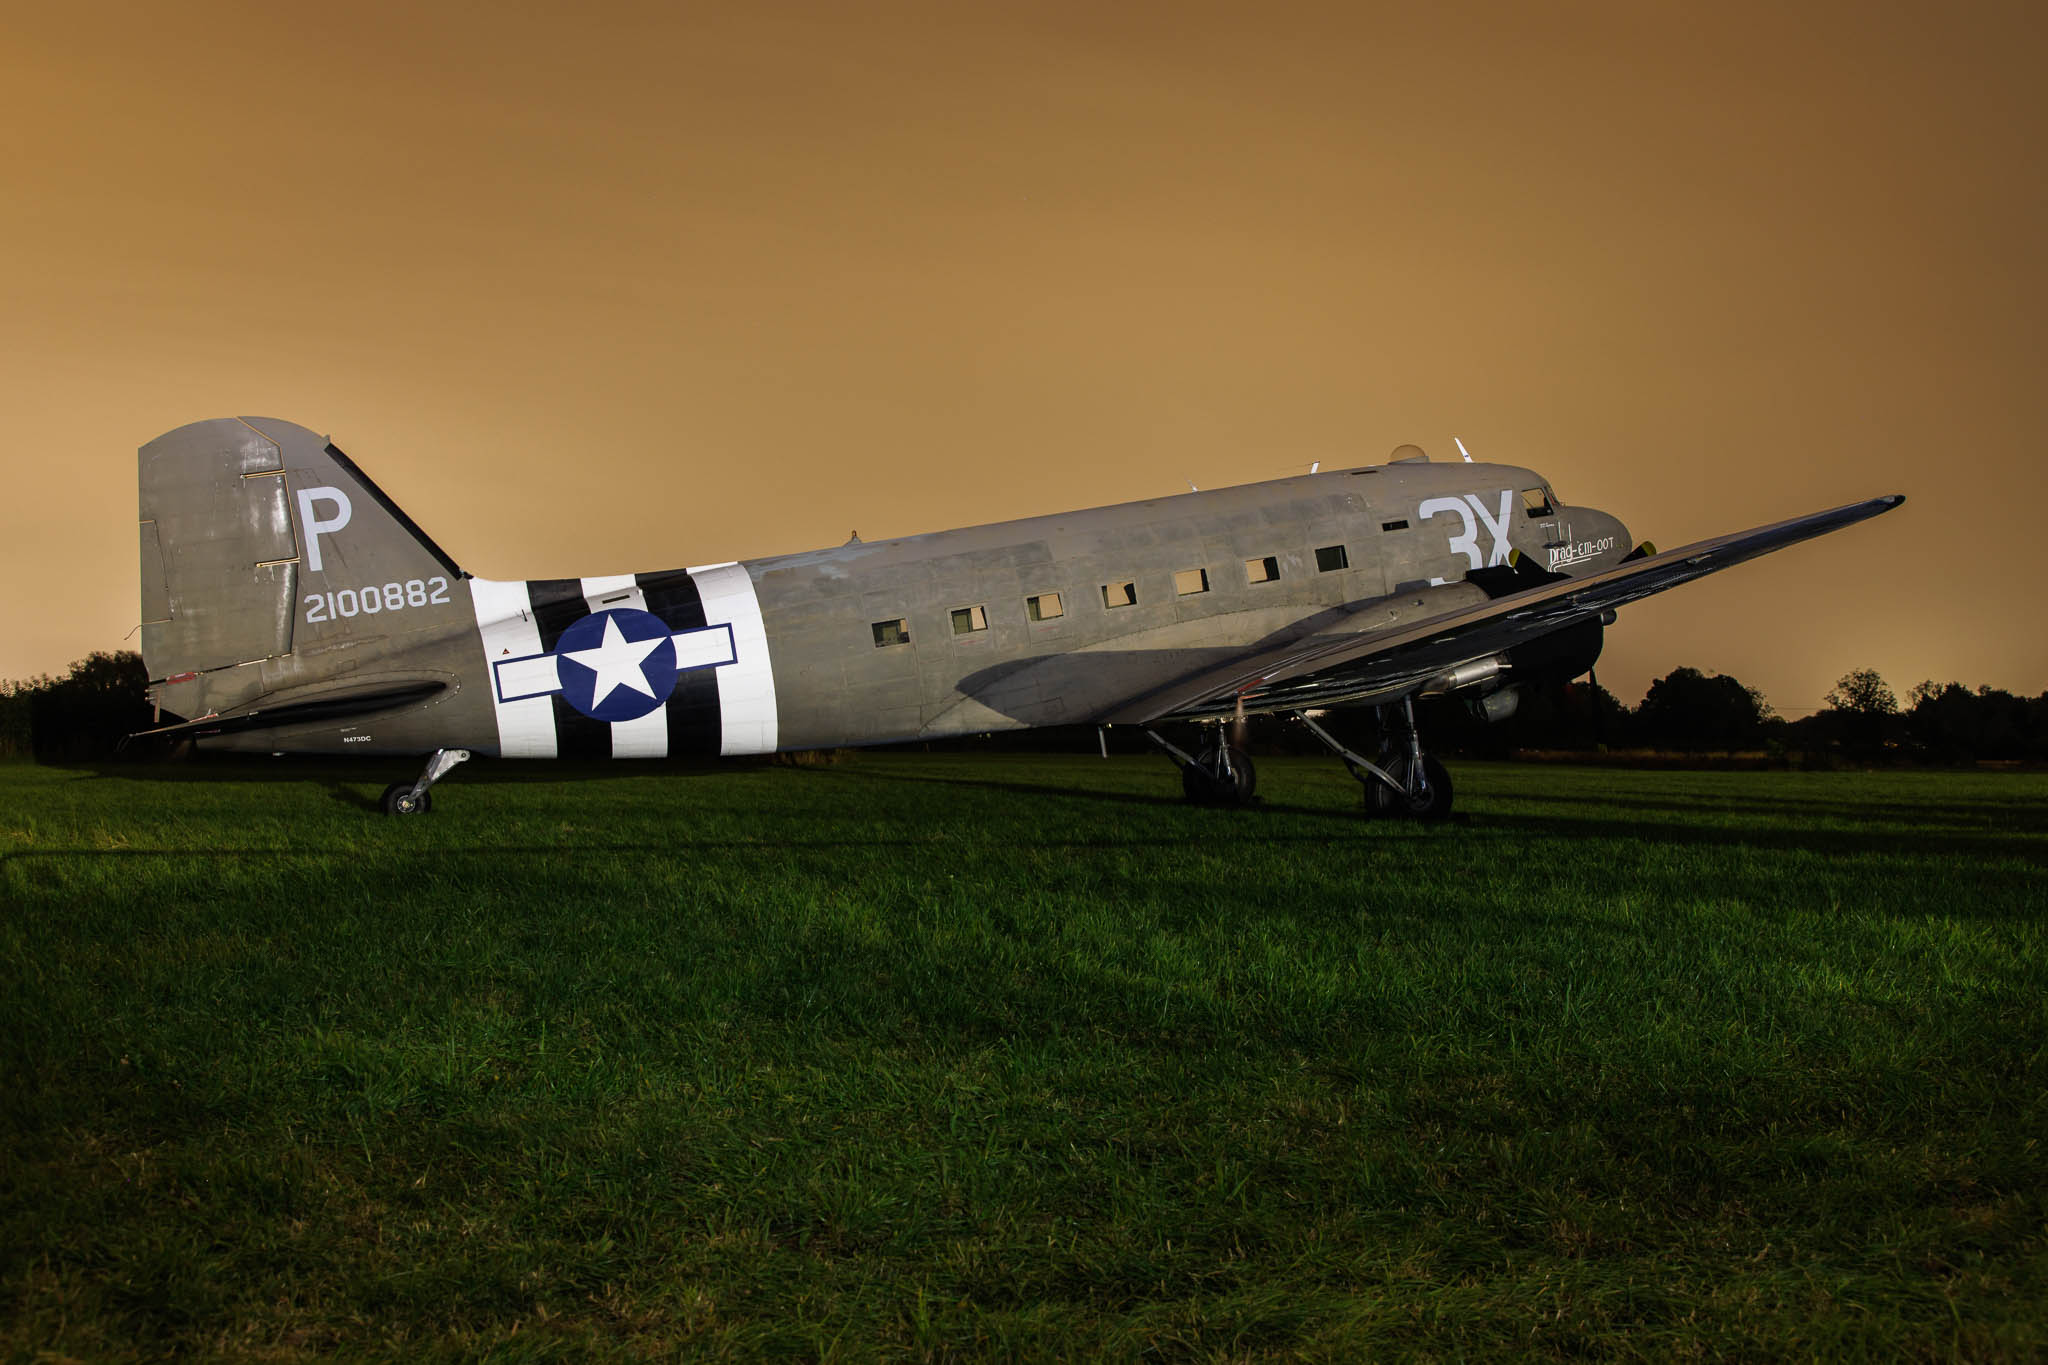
[1293,699,1454,820]
[380,748,470,816]
[1146,725,1257,806]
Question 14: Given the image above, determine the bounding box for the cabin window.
[1315,544,1349,572]
[871,618,910,648]
[1174,567,1210,596]
[1381,519,1408,532]
[1026,591,1064,622]
[1101,580,1138,609]
[1245,555,1280,584]
[950,604,989,635]
[1521,487,1554,518]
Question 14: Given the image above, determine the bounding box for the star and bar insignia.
[493,607,736,722]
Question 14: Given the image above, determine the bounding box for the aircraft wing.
[1100,494,1905,725]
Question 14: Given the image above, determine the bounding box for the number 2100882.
[304,576,450,623]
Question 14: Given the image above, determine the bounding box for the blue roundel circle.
[553,608,678,722]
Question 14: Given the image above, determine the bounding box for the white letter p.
[296,486,353,572]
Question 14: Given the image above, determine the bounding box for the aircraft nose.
[1548,506,1632,573]
[1598,509,1631,561]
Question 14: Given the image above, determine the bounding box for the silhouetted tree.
[1825,668,1898,717]
[1819,667,1900,753]
[1634,666,1772,751]
[19,651,153,762]
[1907,680,1976,760]
[1906,680,2048,760]
[0,674,51,758]
[1549,676,1632,750]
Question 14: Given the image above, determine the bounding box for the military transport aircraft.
[132,417,1901,816]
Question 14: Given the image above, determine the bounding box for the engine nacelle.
[1505,616,1605,685]
[1469,687,1521,724]
[1421,657,1507,696]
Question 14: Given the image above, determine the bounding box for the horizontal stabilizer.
[126,680,446,743]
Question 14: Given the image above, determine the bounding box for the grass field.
[2,752,2044,1359]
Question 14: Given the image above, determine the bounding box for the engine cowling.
[1506,616,1605,685]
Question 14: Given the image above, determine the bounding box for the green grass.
[1,753,2043,1360]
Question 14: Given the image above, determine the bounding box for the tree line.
[1428,665,2048,762]
[3,650,2044,764]
[0,652,154,762]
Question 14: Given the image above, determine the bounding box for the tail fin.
[139,417,463,716]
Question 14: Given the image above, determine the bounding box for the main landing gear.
[380,748,470,816]
[1293,699,1454,821]
[1146,726,1258,806]
[1148,698,1454,819]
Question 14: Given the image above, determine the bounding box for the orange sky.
[3,1,2043,713]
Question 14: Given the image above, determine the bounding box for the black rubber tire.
[1182,746,1256,806]
[1364,755,1453,820]
[1225,748,1257,805]
[380,781,429,816]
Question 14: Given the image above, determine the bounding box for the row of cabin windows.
[866,491,1550,647]
[872,542,1354,646]
[875,593,1061,647]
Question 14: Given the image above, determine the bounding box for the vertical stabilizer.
[139,416,467,720]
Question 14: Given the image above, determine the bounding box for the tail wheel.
[380,782,430,816]
[1364,755,1453,821]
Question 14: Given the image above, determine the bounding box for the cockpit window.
[1521,486,1554,518]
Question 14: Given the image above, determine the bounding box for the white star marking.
[562,615,664,707]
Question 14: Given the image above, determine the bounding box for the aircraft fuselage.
[167,455,1627,758]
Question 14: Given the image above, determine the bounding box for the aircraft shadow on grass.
[71,755,1425,824]
[1502,787,2048,834]
[74,757,739,812]
[75,758,734,785]
[785,763,1388,824]
[1470,810,2046,898]
[779,767,2048,873]
[48,762,2044,900]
